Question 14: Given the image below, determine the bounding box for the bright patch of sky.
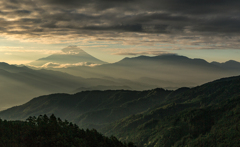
[0,0,240,65]
[0,36,239,65]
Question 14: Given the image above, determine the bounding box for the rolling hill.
[0,62,137,111]
[1,75,240,146]
[0,88,176,130]
[102,75,240,146]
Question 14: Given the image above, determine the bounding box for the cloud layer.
[1,0,240,49]
[29,62,100,69]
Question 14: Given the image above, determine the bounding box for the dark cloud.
[0,0,240,48]
[192,17,240,34]
[14,10,31,14]
[83,24,143,32]
[41,0,136,9]
[20,18,41,23]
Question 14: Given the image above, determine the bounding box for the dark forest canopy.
[0,114,136,147]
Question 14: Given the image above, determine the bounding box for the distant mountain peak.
[192,58,209,64]
[28,46,107,68]
[211,60,240,68]
[121,54,190,62]
[61,46,86,55]
[225,60,239,64]
[212,60,239,64]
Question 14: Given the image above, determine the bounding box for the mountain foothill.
[1,75,240,146]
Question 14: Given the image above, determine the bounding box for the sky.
[0,0,240,64]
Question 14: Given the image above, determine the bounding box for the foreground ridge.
[0,114,136,147]
[0,75,240,146]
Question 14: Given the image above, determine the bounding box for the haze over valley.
[29,46,240,89]
[0,45,240,110]
[0,46,239,111]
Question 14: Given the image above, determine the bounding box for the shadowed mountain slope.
[0,75,240,146]
[101,75,240,146]
[211,60,240,70]
[0,88,176,130]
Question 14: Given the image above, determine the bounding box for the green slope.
[0,89,178,130]
[101,76,240,146]
[0,75,240,146]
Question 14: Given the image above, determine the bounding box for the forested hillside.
[0,114,135,147]
[0,89,177,130]
[1,75,240,146]
[102,76,240,146]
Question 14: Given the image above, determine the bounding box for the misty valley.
[0,49,240,146]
